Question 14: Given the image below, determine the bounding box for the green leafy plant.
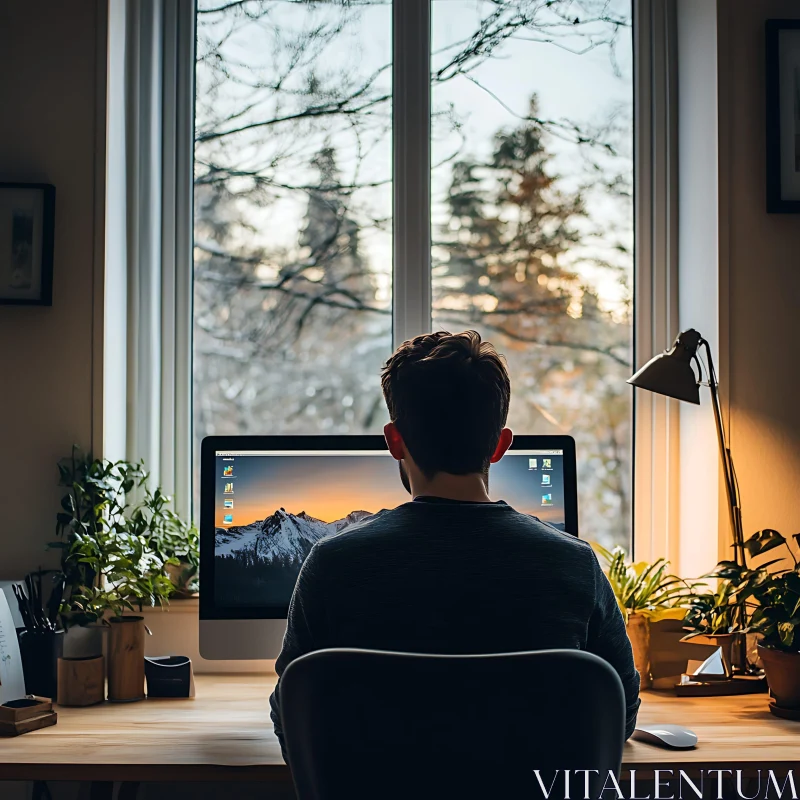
[743,530,800,652]
[145,486,199,596]
[682,529,800,652]
[682,572,744,637]
[592,544,698,622]
[51,447,196,626]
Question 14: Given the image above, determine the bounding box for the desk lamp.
[628,329,744,561]
[628,329,764,694]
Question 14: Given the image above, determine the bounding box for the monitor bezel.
[200,434,578,621]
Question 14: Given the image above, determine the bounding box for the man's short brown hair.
[381,330,511,478]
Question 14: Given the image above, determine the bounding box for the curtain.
[105,0,195,518]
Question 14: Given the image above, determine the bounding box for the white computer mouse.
[631,724,698,750]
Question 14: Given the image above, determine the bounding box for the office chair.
[280,648,626,800]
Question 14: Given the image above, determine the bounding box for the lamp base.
[674,674,768,697]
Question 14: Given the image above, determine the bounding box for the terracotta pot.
[649,619,717,689]
[626,613,651,689]
[759,644,800,709]
[107,616,145,703]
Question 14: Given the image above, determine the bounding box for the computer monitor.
[199,435,577,659]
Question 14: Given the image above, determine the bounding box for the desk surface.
[0,674,797,783]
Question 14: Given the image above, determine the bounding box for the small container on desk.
[0,697,58,736]
[17,629,65,702]
[145,656,195,698]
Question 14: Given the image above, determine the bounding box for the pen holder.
[17,629,65,702]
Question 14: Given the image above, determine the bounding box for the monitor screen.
[212,446,570,609]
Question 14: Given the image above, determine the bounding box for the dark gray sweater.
[269,497,640,751]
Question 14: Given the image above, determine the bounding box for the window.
[193,0,633,549]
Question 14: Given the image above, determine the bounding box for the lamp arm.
[700,339,745,562]
[701,340,752,673]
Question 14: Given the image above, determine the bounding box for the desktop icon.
[542,474,551,486]
[223,500,234,509]
[542,458,552,469]
[223,514,233,525]
[541,494,553,506]
[528,458,537,470]
[223,465,233,477]
[223,482,234,494]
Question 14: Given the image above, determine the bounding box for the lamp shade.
[627,329,702,405]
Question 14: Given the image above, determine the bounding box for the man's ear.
[384,422,405,461]
[489,428,513,464]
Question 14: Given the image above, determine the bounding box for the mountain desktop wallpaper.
[214,453,565,607]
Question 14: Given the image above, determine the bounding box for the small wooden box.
[0,697,57,736]
[0,696,52,723]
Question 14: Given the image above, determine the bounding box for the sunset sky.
[214,452,567,528]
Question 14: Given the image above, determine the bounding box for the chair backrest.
[280,648,626,800]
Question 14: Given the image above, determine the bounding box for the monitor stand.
[200,618,287,660]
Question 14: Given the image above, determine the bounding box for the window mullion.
[392,0,432,347]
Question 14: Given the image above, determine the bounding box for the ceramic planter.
[62,624,105,659]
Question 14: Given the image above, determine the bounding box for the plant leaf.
[742,529,787,558]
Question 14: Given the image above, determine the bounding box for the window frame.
[392,0,432,345]
[632,0,680,562]
[178,0,668,558]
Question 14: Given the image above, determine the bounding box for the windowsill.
[140,596,200,615]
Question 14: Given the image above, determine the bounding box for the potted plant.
[682,528,800,700]
[593,544,698,689]
[51,447,184,701]
[146,489,199,598]
[681,563,750,677]
[741,529,800,715]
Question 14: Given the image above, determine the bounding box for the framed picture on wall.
[0,183,55,305]
[766,20,800,213]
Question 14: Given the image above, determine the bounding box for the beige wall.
[0,1,104,579]
[719,1,800,544]
[676,0,725,578]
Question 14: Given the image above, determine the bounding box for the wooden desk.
[0,675,797,784]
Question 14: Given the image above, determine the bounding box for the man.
[269,330,639,750]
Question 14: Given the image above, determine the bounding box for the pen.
[48,576,64,628]
[12,584,35,632]
[21,575,55,632]
[24,575,43,631]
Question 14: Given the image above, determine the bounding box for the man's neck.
[411,472,492,504]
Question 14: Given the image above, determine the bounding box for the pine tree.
[434,96,631,543]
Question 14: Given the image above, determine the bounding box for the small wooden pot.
[626,613,651,690]
[57,656,105,707]
[107,616,145,703]
[649,619,717,689]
